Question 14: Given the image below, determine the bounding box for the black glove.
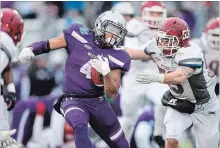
[4,92,16,111]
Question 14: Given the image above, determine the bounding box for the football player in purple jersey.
[19,11,130,148]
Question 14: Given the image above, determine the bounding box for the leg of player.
[144,83,169,146]
[153,104,166,146]
[89,99,129,148]
[60,99,93,148]
[50,109,66,147]
[0,96,10,131]
[134,121,153,148]
[119,82,145,142]
[191,99,220,148]
[164,107,192,148]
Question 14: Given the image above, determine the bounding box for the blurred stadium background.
[1,1,219,148]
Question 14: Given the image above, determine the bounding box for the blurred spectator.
[45,1,64,18]
[48,49,67,97]
[64,1,85,12]
[28,57,56,97]
[84,2,114,28]
[12,63,29,100]
[64,10,85,27]
[13,2,39,19]
[39,2,65,39]
[20,56,56,99]
[63,2,86,27]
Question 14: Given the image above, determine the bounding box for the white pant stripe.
[64,107,84,117]
[110,128,123,141]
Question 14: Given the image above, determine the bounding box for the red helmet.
[141,1,167,29]
[204,17,220,49]
[1,8,24,45]
[155,17,190,57]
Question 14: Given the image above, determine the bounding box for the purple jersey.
[63,23,131,96]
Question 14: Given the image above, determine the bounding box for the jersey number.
[209,60,219,75]
[80,60,92,79]
[169,84,184,94]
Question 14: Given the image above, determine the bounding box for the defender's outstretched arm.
[125,47,152,61]
[136,66,195,85]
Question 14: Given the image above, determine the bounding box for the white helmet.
[94,11,127,48]
[204,17,220,49]
[111,2,135,16]
[141,1,167,29]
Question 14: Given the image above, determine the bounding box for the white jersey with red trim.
[0,31,18,131]
[0,31,19,62]
[191,34,219,83]
[0,31,18,95]
[144,40,218,104]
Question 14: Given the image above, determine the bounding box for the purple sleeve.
[63,23,83,53]
[109,50,131,72]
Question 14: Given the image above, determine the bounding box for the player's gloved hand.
[19,47,35,62]
[0,129,16,141]
[91,55,110,76]
[4,92,16,111]
[0,129,22,148]
[136,69,164,84]
[4,83,16,111]
[1,136,22,148]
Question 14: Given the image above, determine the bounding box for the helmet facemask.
[95,20,127,48]
[142,8,167,29]
[207,29,220,49]
[156,31,180,57]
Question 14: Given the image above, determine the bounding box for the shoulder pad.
[175,44,203,68]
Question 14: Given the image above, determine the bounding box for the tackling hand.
[136,70,164,84]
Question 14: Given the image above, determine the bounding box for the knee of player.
[74,124,88,135]
[166,138,179,148]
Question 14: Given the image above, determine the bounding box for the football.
[91,67,104,87]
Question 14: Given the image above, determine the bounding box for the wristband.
[28,40,50,55]
[104,94,113,104]
[157,74,165,83]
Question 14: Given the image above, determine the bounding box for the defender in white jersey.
[191,17,220,97]
[126,17,219,148]
[0,8,24,148]
[113,1,169,146]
